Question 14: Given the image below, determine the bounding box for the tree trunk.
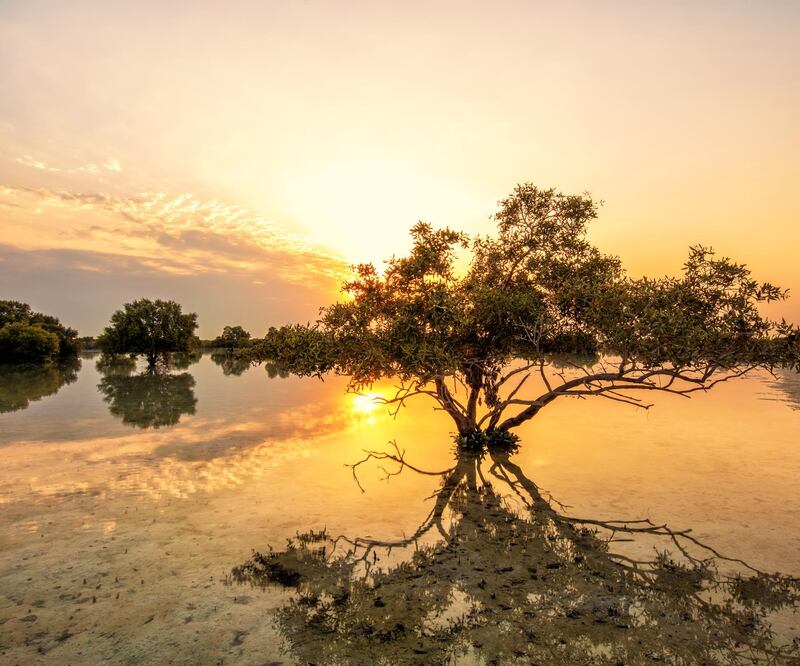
[434,375,474,434]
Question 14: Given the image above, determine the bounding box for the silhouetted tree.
[251,184,800,448]
[98,299,198,368]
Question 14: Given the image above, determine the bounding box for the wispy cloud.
[1,184,347,286]
[0,184,349,334]
[15,154,122,175]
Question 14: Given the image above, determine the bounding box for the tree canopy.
[0,300,79,362]
[98,299,198,367]
[212,325,251,352]
[0,322,60,364]
[251,184,800,443]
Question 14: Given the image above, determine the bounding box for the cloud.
[1,185,347,287]
[0,363,356,504]
[0,183,351,335]
[0,242,338,336]
[15,154,116,175]
[16,155,49,170]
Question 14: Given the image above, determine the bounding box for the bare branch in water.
[346,439,455,493]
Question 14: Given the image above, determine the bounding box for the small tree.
[98,299,198,368]
[212,325,251,352]
[252,184,800,449]
[0,323,60,364]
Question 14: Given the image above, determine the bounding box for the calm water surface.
[1,354,798,663]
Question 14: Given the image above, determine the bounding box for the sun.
[351,392,383,415]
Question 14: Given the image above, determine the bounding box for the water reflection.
[0,359,80,413]
[232,449,800,664]
[265,361,290,379]
[771,370,800,411]
[210,350,251,376]
[96,357,197,428]
[170,350,202,371]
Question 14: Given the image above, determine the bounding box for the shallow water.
[0,354,798,663]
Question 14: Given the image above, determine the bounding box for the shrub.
[0,323,60,364]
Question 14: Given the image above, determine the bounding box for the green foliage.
[0,323,60,364]
[250,184,800,438]
[98,299,198,367]
[257,324,337,377]
[485,428,521,453]
[0,300,33,328]
[453,429,521,454]
[0,300,79,361]
[212,325,251,352]
[29,312,79,358]
[588,245,794,369]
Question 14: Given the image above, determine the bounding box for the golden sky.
[1,1,798,335]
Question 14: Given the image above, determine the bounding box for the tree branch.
[495,363,761,431]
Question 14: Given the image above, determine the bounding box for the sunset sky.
[1,1,798,337]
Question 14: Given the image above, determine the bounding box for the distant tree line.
[97,299,256,367]
[210,325,251,352]
[1,296,257,369]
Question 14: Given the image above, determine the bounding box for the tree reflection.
[265,361,290,379]
[97,359,197,428]
[170,350,201,371]
[210,350,251,377]
[770,370,800,411]
[232,448,799,664]
[0,359,80,413]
